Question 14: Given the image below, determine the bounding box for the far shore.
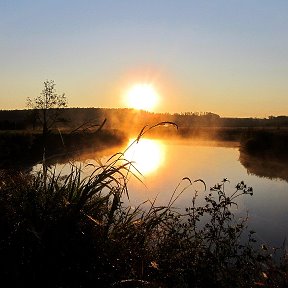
[1,125,288,170]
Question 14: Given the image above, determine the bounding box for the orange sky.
[1,1,288,118]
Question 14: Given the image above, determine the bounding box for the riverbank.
[0,129,127,169]
[1,126,288,170]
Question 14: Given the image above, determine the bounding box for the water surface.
[36,138,288,248]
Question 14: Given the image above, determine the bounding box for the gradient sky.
[1,0,288,117]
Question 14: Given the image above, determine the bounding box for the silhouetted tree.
[27,80,67,185]
[27,80,67,136]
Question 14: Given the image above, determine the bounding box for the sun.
[126,84,159,111]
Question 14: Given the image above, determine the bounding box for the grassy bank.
[0,151,287,287]
[240,129,288,159]
[0,128,127,169]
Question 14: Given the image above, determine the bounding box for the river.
[34,137,288,248]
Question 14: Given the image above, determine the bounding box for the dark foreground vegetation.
[0,136,288,288]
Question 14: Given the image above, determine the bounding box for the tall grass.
[0,123,287,287]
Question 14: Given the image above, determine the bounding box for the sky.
[1,0,288,117]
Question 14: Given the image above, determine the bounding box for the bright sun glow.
[124,138,165,176]
[126,84,159,111]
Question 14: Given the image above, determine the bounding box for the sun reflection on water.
[124,138,165,176]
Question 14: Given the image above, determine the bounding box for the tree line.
[1,108,288,131]
[1,79,288,132]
